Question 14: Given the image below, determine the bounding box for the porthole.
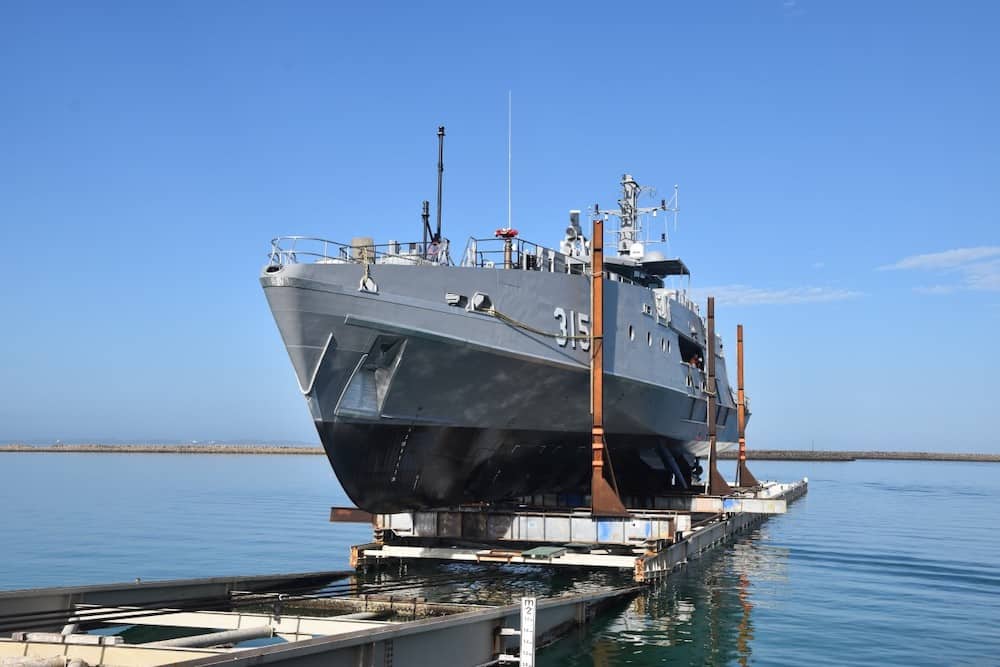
[667,339,672,354]
[647,332,652,346]
[628,325,634,341]
[660,338,666,352]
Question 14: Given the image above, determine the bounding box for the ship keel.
[317,420,699,512]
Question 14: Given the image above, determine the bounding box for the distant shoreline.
[1,444,998,462]
[0,444,324,455]
[717,449,1000,462]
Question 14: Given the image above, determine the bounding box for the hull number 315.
[553,307,590,350]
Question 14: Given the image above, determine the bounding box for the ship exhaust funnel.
[736,324,760,488]
[706,297,733,496]
[590,218,628,516]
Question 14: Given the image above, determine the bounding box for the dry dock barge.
[0,477,806,666]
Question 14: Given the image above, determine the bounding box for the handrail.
[456,236,649,285]
[268,236,452,267]
[656,287,700,313]
[460,236,589,275]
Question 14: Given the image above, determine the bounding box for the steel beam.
[706,297,732,496]
[376,509,687,545]
[736,324,760,488]
[590,217,628,516]
[361,545,639,569]
[328,507,374,523]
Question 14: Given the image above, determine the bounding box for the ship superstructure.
[262,173,740,512]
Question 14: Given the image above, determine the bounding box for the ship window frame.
[677,335,704,368]
[647,331,652,346]
[660,337,666,352]
[628,325,635,341]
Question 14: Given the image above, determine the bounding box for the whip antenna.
[506,90,512,231]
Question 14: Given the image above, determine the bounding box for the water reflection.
[353,561,635,606]
[538,529,790,666]
[349,529,789,666]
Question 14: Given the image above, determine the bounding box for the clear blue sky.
[2,1,997,451]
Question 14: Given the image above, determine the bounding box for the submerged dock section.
[0,571,640,667]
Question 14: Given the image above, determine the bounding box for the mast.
[435,126,445,241]
[618,174,640,254]
[593,175,675,258]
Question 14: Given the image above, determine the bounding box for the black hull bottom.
[317,421,697,513]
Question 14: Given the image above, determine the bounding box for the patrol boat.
[262,173,740,512]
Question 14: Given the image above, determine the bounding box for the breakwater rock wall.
[719,449,1000,462]
[0,444,324,455]
[2,445,997,462]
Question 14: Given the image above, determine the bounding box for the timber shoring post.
[590,218,628,516]
[736,324,760,488]
[706,297,732,496]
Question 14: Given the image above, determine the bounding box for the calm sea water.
[1,454,998,666]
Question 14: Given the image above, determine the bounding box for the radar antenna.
[593,175,679,259]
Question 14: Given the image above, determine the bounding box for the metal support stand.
[590,218,627,516]
[706,297,732,496]
[735,324,760,488]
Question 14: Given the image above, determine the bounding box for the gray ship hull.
[262,261,738,512]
